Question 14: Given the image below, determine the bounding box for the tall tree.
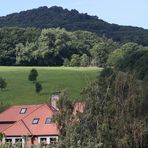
[70,54,81,66]
[80,54,90,67]
[90,40,117,67]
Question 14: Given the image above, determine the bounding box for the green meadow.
[0,67,100,105]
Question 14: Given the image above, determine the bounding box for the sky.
[0,0,147,29]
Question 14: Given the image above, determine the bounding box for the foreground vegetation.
[55,68,148,148]
[0,66,99,105]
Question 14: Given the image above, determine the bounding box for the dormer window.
[45,117,52,124]
[32,118,40,124]
[20,108,27,114]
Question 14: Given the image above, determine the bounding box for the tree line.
[0,27,117,66]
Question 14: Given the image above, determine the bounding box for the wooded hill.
[0,6,148,46]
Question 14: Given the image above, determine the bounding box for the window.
[5,139,12,143]
[45,118,52,124]
[20,108,27,114]
[50,138,57,144]
[15,138,22,143]
[40,138,47,143]
[32,118,40,124]
[40,138,47,146]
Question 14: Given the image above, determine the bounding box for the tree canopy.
[0,27,116,67]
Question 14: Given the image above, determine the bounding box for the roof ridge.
[21,119,32,135]
[21,104,45,121]
[0,104,44,116]
[11,104,44,108]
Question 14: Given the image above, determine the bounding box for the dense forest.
[0,6,148,46]
[0,27,117,66]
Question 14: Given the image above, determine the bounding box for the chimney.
[51,94,59,110]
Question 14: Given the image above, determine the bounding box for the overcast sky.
[0,0,147,29]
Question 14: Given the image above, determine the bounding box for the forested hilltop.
[0,6,148,45]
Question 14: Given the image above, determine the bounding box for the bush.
[35,82,42,94]
[0,77,7,90]
[28,69,38,82]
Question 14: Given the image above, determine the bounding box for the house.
[0,103,59,147]
[0,94,84,147]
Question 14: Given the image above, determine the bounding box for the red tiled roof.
[22,104,59,135]
[0,124,12,132]
[4,120,32,136]
[0,104,59,136]
[0,104,42,122]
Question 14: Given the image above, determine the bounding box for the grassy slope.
[0,67,99,105]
